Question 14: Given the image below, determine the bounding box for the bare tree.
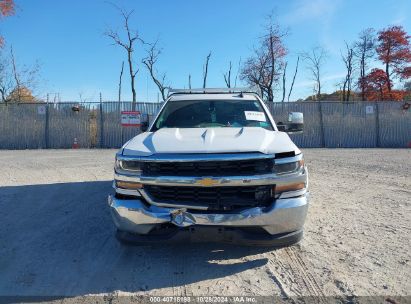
[188,74,192,89]
[264,19,287,101]
[223,61,232,88]
[234,57,241,87]
[281,61,287,102]
[334,80,344,101]
[341,42,355,102]
[302,47,327,101]
[0,50,12,102]
[240,15,287,101]
[105,6,143,106]
[142,41,169,101]
[78,92,91,103]
[354,28,375,101]
[10,46,21,100]
[202,52,211,89]
[118,61,124,102]
[241,54,268,99]
[2,46,40,102]
[287,56,299,102]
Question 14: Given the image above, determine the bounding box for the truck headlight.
[273,159,304,175]
[115,158,142,174]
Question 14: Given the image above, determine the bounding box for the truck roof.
[169,93,259,101]
[168,88,260,101]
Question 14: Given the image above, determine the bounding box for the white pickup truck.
[108,88,309,246]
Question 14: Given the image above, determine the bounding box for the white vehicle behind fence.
[108,88,309,246]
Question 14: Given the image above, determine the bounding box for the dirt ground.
[0,149,409,301]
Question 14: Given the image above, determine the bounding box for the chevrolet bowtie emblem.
[196,178,219,187]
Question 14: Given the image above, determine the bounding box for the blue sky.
[2,0,410,102]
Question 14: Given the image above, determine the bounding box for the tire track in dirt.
[266,246,327,301]
[285,246,326,299]
[169,245,203,297]
[264,267,293,300]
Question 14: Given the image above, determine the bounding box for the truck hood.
[122,127,300,156]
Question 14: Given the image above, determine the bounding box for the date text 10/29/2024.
[149,296,257,303]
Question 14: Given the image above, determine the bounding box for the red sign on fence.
[121,111,141,127]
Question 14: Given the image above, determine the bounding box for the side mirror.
[287,112,304,133]
[277,112,304,133]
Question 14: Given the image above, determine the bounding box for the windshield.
[152,99,273,131]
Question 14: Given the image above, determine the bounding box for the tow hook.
[170,209,195,226]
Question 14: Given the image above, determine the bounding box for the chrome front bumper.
[108,193,309,235]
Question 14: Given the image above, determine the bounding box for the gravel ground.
[0,149,409,300]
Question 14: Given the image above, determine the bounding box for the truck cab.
[109,88,309,246]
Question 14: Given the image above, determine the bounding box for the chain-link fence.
[0,101,409,149]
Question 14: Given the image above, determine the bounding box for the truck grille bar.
[142,158,273,177]
[144,185,273,211]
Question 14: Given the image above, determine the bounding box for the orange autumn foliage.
[362,68,406,101]
[377,26,411,83]
[0,0,14,16]
[0,0,14,47]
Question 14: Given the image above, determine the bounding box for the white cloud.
[294,80,315,88]
[294,72,345,89]
[323,72,346,81]
[281,0,343,57]
[281,0,341,25]
[392,14,406,25]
